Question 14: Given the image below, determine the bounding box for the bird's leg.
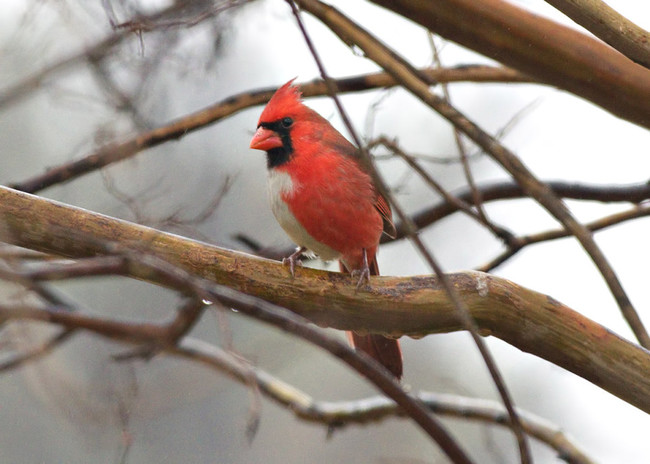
[351,248,371,289]
[282,246,306,276]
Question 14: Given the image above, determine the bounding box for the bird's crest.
[258,78,304,124]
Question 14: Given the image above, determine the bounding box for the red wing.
[320,125,396,239]
[375,194,396,239]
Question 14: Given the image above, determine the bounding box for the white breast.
[267,169,340,261]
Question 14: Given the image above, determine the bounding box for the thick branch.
[0,186,649,413]
[367,0,650,128]
[543,0,650,69]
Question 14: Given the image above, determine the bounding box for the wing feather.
[375,194,396,239]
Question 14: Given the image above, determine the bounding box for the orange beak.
[250,126,283,151]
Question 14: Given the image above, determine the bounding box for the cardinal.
[249,79,402,379]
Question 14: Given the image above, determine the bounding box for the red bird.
[249,80,402,379]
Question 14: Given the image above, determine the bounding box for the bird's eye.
[281,117,293,128]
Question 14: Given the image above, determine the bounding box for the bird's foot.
[351,267,371,289]
[350,248,371,290]
[282,246,306,277]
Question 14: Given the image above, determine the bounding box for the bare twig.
[429,35,495,238]
[86,56,151,130]
[159,175,234,236]
[0,0,248,109]
[173,338,596,464]
[0,256,81,372]
[371,136,516,245]
[0,328,75,373]
[111,0,250,33]
[478,203,650,272]
[101,169,233,240]
[394,180,650,241]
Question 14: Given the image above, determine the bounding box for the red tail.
[348,332,402,379]
[340,257,403,379]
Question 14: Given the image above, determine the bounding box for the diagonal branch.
[293,0,649,348]
[372,136,516,245]
[9,66,533,194]
[0,186,649,414]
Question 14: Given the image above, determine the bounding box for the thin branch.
[101,169,233,241]
[477,203,650,272]
[0,259,79,372]
[394,180,650,242]
[163,298,207,345]
[0,329,76,372]
[0,253,207,350]
[371,136,516,245]
[543,0,650,69]
[0,262,80,366]
[8,66,534,194]
[172,338,596,464]
[110,0,251,32]
[294,0,649,348]
[86,56,151,130]
[429,35,495,237]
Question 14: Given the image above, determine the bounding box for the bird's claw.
[351,248,371,290]
[351,267,371,289]
[283,247,306,277]
[282,256,303,276]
